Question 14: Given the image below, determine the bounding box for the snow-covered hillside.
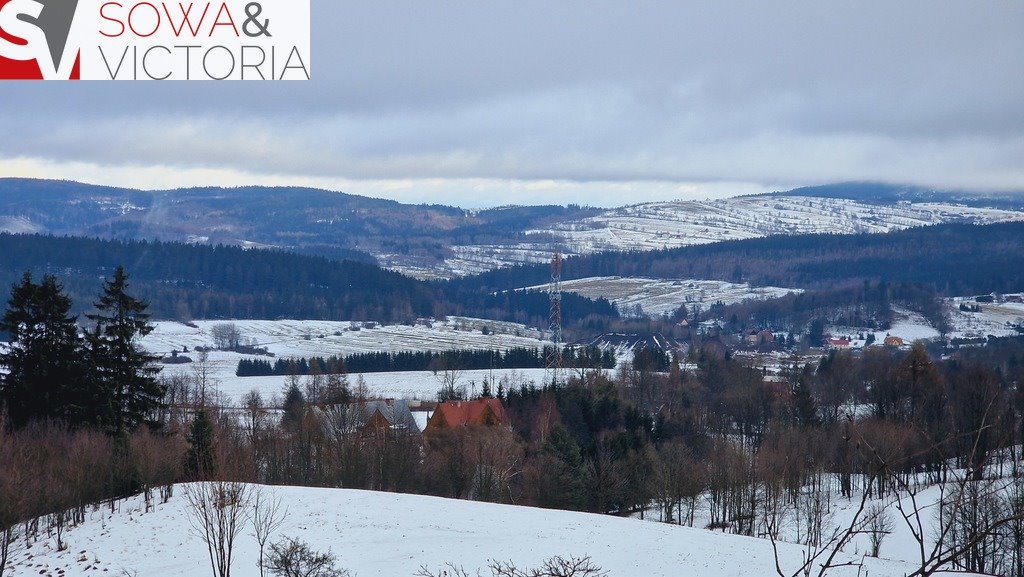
[143,317,549,359]
[829,298,1024,349]
[524,276,801,317]
[429,196,1024,277]
[947,297,1024,340]
[535,196,1024,255]
[0,216,42,234]
[5,484,929,577]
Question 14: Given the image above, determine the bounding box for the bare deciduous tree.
[251,488,288,577]
[490,556,608,577]
[185,482,252,577]
[866,503,893,558]
[211,323,242,351]
[432,355,467,402]
[0,418,23,577]
[192,351,219,406]
[766,465,877,577]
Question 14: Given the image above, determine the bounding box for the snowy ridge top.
[426,196,1024,278]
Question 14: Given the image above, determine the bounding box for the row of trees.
[0,420,182,575]
[236,346,616,377]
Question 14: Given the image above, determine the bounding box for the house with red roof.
[424,398,508,433]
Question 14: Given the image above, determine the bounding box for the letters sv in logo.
[0,0,80,79]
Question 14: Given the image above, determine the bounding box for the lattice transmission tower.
[545,252,563,386]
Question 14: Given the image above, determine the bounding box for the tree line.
[0,266,181,575]
[0,233,618,329]
[235,346,616,377]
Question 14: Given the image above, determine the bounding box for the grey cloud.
[0,0,1021,201]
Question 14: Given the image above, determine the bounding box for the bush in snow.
[266,537,350,577]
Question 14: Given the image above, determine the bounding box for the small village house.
[424,398,508,433]
[883,335,905,348]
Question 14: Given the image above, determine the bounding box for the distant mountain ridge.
[1,178,1022,279]
[759,182,1024,208]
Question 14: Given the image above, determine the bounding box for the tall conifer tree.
[86,266,163,436]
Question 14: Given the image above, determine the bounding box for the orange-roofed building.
[425,398,508,433]
[883,336,905,348]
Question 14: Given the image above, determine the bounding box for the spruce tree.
[537,425,587,510]
[281,382,306,429]
[86,266,163,436]
[0,272,89,428]
[184,408,216,479]
[792,377,821,428]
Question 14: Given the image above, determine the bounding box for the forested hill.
[0,234,435,321]
[0,178,599,275]
[446,222,1024,296]
[5,178,1024,281]
[0,233,617,325]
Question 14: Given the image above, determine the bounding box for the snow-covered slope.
[830,298,1024,349]
[947,297,1024,340]
[0,216,43,234]
[434,196,1024,277]
[143,317,549,360]
[524,276,801,317]
[5,484,926,577]
[535,197,1024,254]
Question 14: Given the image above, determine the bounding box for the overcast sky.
[1,0,1022,207]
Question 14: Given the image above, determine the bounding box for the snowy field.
[531,196,1024,255]
[142,317,549,359]
[0,215,42,234]
[524,276,801,317]
[4,484,931,577]
[182,365,553,406]
[947,297,1024,340]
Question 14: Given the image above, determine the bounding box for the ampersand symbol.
[243,2,272,37]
